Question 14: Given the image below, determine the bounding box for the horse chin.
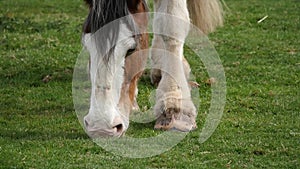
[87,129,124,139]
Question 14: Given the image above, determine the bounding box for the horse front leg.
[151,0,197,131]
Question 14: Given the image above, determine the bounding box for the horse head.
[82,0,148,138]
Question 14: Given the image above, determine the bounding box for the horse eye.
[126,48,135,57]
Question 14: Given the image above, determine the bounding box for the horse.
[81,0,223,138]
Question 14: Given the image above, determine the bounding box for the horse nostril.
[113,123,123,133]
[112,116,124,134]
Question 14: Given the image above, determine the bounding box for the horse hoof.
[154,109,197,132]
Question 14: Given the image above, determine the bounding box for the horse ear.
[84,0,93,8]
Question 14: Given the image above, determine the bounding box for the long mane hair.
[83,0,147,62]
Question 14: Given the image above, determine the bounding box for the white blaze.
[83,21,136,132]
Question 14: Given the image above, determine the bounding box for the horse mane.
[83,0,147,63]
[85,0,130,33]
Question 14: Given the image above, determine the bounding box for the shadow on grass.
[1,129,89,141]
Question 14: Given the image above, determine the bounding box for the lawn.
[0,0,299,168]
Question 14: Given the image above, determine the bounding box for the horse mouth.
[84,120,127,138]
[86,127,125,138]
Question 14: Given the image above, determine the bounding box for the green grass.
[1,0,299,168]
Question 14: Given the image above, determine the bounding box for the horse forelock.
[83,0,148,63]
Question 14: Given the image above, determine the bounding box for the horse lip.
[86,127,125,138]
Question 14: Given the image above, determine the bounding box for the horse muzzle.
[84,116,127,138]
